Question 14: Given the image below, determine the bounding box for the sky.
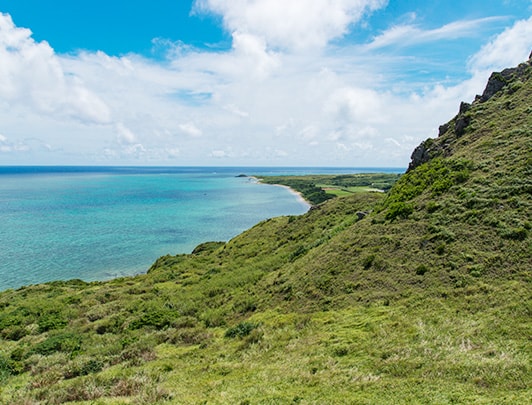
[0,1,531,167]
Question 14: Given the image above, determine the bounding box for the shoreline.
[249,176,312,210]
[272,183,312,209]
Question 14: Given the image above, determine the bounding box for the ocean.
[0,166,402,291]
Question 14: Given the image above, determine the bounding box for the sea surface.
[0,166,403,291]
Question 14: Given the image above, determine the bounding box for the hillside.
[0,58,530,404]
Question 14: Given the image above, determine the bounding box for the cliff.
[409,53,532,171]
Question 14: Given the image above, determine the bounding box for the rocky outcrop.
[407,53,532,172]
[407,141,431,171]
[480,56,532,102]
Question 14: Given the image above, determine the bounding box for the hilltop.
[0,58,530,404]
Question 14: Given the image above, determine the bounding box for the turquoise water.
[0,166,402,291]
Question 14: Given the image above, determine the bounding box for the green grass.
[0,61,530,403]
[258,173,400,204]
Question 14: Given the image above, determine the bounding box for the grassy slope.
[0,62,530,403]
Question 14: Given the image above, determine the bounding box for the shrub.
[63,357,104,379]
[225,322,260,339]
[129,308,172,330]
[386,202,414,220]
[415,265,429,275]
[201,309,226,328]
[501,226,528,241]
[0,354,14,382]
[233,299,258,314]
[118,339,157,366]
[362,254,376,269]
[333,345,350,357]
[38,313,68,333]
[289,245,308,261]
[426,201,440,213]
[165,327,211,345]
[32,332,82,356]
[1,325,28,341]
[431,178,453,195]
[468,264,484,278]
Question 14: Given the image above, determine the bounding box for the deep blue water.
[0,166,403,290]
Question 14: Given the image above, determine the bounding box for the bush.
[362,254,376,270]
[63,358,104,379]
[415,265,429,275]
[289,245,308,261]
[426,201,440,213]
[1,326,28,341]
[0,354,14,382]
[201,309,226,328]
[38,313,68,333]
[32,332,82,356]
[129,308,173,330]
[501,226,528,241]
[386,202,414,220]
[225,322,260,339]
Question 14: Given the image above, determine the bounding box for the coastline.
[0,169,311,291]
[272,183,312,209]
[250,176,312,210]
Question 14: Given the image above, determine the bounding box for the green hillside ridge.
[0,58,530,404]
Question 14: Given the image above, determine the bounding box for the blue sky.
[0,0,531,167]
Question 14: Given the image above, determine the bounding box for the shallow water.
[0,166,401,290]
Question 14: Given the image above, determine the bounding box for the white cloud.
[123,143,146,157]
[325,87,384,125]
[224,104,249,118]
[210,149,229,158]
[194,0,388,50]
[179,122,203,137]
[367,17,504,49]
[231,31,281,78]
[0,13,111,125]
[468,15,532,73]
[116,123,137,144]
[0,133,31,153]
[166,147,180,158]
[1,8,531,167]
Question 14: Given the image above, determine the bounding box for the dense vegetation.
[0,60,530,403]
[258,173,401,205]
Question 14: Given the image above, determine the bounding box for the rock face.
[480,60,532,102]
[407,54,532,172]
[407,141,431,172]
[480,70,512,102]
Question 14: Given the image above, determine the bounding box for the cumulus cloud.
[194,0,387,50]
[1,6,531,167]
[231,31,281,78]
[0,13,111,124]
[325,87,384,125]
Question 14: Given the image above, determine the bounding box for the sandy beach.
[249,176,312,209]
